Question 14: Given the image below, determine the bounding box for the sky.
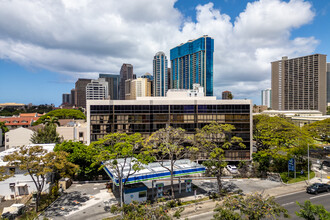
[0,0,329,106]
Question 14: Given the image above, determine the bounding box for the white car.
[226,165,238,174]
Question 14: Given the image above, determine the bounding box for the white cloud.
[0,0,318,103]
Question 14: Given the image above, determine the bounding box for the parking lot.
[40,182,117,220]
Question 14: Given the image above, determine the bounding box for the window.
[79,132,84,138]
[9,168,15,173]
[139,191,147,198]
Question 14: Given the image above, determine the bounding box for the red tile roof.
[0,115,40,126]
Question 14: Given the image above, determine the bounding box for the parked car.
[322,160,330,168]
[1,204,26,220]
[226,165,238,174]
[306,183,330,194]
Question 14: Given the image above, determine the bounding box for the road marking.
[282,202,295,206]
[275,190,305,198]
[310,193,330,200]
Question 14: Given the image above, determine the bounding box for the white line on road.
[282,202,295,206]
[310,193,330,200]
[275,190,305,198]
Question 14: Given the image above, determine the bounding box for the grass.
[280,171,315,184]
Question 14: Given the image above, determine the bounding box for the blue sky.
[0,0,329,106]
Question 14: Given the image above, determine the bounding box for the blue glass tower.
[170,35,214,96]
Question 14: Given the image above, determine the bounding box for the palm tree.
[43,116,60,127]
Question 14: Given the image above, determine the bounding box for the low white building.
[0,144,55,200]
[5,127,34,150]
[56,120,87,144]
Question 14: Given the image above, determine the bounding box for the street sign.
[288,158,295,171]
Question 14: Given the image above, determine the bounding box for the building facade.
[261,88,271,108]
[170,35,214,96]
[120,64,134,100]
[222,91,232,100]
[87,95,252,161]
[141,73,154,97]
[327,63,330,105]
[5,127,34,150]
[99,74,120,100]
[153,52,168,96]
[125,78,152,100]
[271,54,327,114]
[70,89,76,106]
[62,93,71,105]
[75,78,92,109]
[86,78,109,100]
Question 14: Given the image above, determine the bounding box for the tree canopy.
[253,115,312,150]
[213,193,289,220]
[295,200,330,220]
[195,122,245,193]
[3,145,78,211]
[30,124,62,144]
[34,109,86,125]
[303,118,330,143]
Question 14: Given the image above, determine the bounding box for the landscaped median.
[280,171,315,184]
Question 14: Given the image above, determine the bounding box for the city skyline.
[0,0,330,106]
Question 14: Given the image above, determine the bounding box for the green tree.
[43,116,60,127]
[110,201,173,220]
[144,126,194,199]
[296,200,330,220]
[34,109,86,125]
[195,122,245,193]
[54,141,99,180]
[30,125,62,144]
[0,121,8,146]
[303,118,330,143]
[253,115,311,150]
[91,133,145,207]
[213,193,289,220]
[3,145,78,212]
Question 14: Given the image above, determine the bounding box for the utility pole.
[308,144,310,184]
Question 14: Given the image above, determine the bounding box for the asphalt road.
[187,190,330,220]
[275,190,330,220]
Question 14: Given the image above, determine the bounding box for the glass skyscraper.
[170,35,214,96]
[153,52,168,96]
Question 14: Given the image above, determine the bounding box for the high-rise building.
[70,89,76,106]
[153,52,168,96]
[167,68,171,90]
[125,78,152,100]
[261,89,271,108]
[86,78,109,100]
[140,72,154,96]
[119,64,134,100]
[99,74,120,100]
[327,63,330,105]
[271,54,327,114]
[75,78,92,109]
[62,93,71,105]
[222,91,232,100]
[170,35,214,96]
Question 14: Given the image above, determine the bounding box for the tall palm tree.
[43,116,60,127]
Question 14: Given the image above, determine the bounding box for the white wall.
[123,190,147,204]
[5,127,34,150]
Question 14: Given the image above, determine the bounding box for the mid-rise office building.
[271,54,327,114]
[87,92,252,161]
[153,52,168,96]
[120,64,134,100]
[125,78,152,100]
[141,73,154,96]
[327,63,330,105]
[86,78,109,100]
[222,91,232,100]
[70,89,76,106]
[75,78,92,109]
[261,89,271,108]
[99,74,120,100]
[170,35,214,96]
[62,93,71,105]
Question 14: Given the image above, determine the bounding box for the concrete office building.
[271,54,327,114]
[87,91,252,161]
[62,93,71,105]
[261,89,271,108]
[120,64,134,100]
[141,73,154,97]
[153,52,168,96]
[222,91,232,100]
[86,78,109,100]
[99,74,120,100]
[170,35,214,96]
[125,78,152,100]
[75,78,92,109]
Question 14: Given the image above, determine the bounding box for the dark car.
[306,183,330,194]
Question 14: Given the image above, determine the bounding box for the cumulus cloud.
[0,0,318,103]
